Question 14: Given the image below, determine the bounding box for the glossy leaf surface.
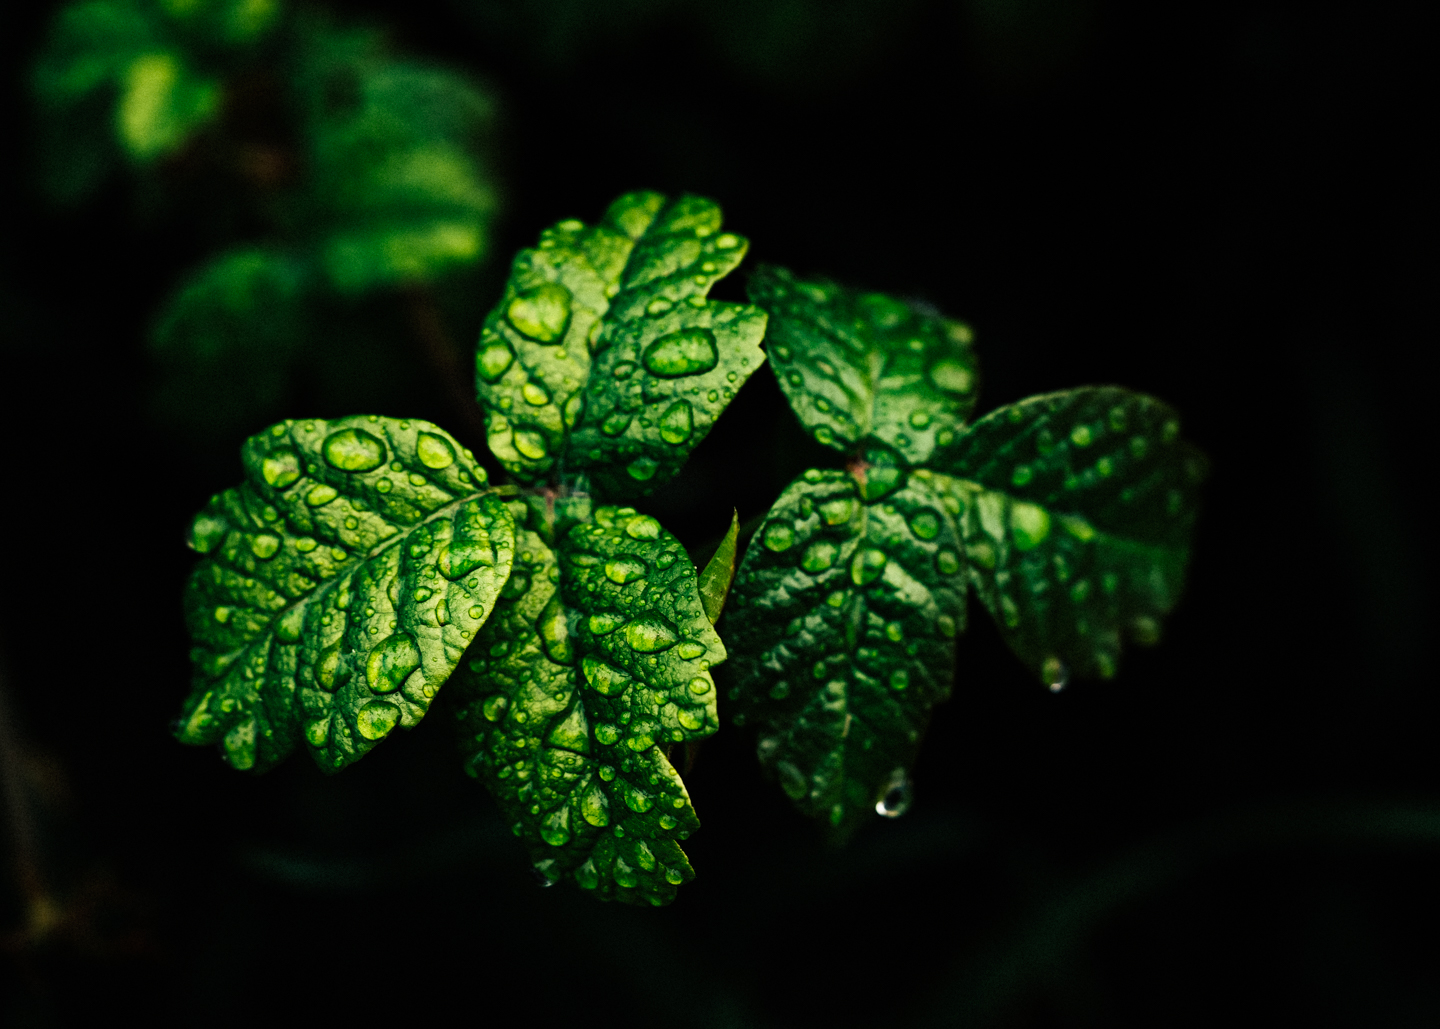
[724,469,965,839]
[454,503,724,904]
[178,416,514,773]
[476,191,766,492]
[749,265,977,466]
[927,387,1206,685]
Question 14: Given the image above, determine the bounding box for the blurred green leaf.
[453,502,722,903]
[724,469,965,839]
[178,415,513,773]
[926,387,1206,685]
[750,266,978,468]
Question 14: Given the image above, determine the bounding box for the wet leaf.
[748,265,978,466]
[454,502,723,904]
[926,386,1207,685]
[724,469,965,839]
[475,191,766,491]
[177,416,514,773]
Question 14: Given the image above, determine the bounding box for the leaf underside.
[927,386,1207,684]
[748,265,978,467]
[177,415,514,773]
[453,502,725,905]
[475,191,767,495]
[723,469,965,840]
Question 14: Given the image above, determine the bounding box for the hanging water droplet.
[582,656,633,697]
[507,282,572,342]
[1042,656,1069,691]
[323,428,386,472]
[875,769,912,818]
[643,328,719,378]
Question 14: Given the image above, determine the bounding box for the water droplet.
[716,233,740,249]
[261,449,301,488]
[768,681,790,700]
[477,340,514,382]
[1042,656,1069,691]
[540,806,571,846]
[908,409,932,429]
[875,769,912,817]
[625,515,662,540]
[936,614,957,638]
[1010,502,1051,550]
[306,484,338,506]
[908,510,940,540]
[761,522,795,552]
[582,656,633,697]
[356,700,401,740]
[507,282,572,342]
[850,548,888,585]
[366,633,421,693]
[601,411,632,436]
[595,724,620,745]
[189,514,227,553]
[344,516,359,530]
[613,858,638,888]
[777,761,807,800]
[304,716,329,747]
[275,606,305,643]
[642,328,719,378]
[677,642,706,659]
[815,397,831,413]
[1011,464,1034,487]
[588,610,624,635]
[928,360,974,394]
[658,400,694,444]
[605,557,648,584]
[678,708,704,730]
[579,782,609,826]
[801,540,838,572]
[323,428,386,472]
[612,361,637,380]
[624,616,678,653]
[409,433,455,472]
[482,695,507,721]
[627,457,658,481]
[1070,424,1095,447]
[814,426,834,446]
[889,669,909,691]
[514,431,548,460]
[819,498,854,525]
[688,676,711,695]
[537,595,573,664]
[1131,615,1160,645]
[623,785,654,813]
[522,382,550,406]
[250,534,280,559]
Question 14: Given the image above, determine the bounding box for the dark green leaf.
[454,502,723,904]
[475,192,767,491]
[724,469,965,839]
[748,265,977,466]
[927,387,1206,686]
[697,509,739,624]
[177,416,515,773]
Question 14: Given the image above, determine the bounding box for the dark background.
[1,1,1434,1025]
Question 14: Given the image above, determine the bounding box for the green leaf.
[925,386,1207,686]
[295,18,500,293]
[723,469,965,839]
[177,416,515,773]
[697,509,739,624]
[748,265,978,466]
[454,502,724,904]
[475,191,767,492]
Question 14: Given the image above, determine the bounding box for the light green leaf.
[723,469,965,839]
[697,509,739,624]
[926,386,1207,686]
[454,502,724,904]
[748,265,978,466]
[475,191,767,492]
[177,416,515,773]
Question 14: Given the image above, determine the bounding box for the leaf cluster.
[172,189,1204,901]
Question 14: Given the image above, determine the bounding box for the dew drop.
[908,510,940,540]
[875,769,912,817]
[801,540,838,572]
[522,382,550,406]
[261,449,301,488]
[677,642,706,659]
[507,282,572,342]
[624,616,678,653]
[642,328,719,377]
[626,457,658,481]
[513,431,548,461]
[908,409,932,429]
[761,522,795,552]
[658,400,694,444]
[250,534,280,559]
[323,428,386,472]
[588,610,625,635]
[625,515,662,540]
[356,700,401,740]
[928,360,974,394]
[604,556,648,584]
[777,761,807,801]
[1042,656,1069,691]
[366,633,421,693]
[601,411,632,436]
[849,548,888,585]
[477,340,514,381]
[1070,424,1093,447]
[595,724,620,745]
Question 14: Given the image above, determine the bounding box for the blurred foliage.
[32,0,500,443]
